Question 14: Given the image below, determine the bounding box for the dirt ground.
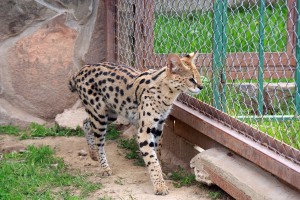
[0,135,215,200]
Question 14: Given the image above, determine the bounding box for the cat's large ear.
[185,51,199,64]
[167,54,185,76]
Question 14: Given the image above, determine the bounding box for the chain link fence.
[115,0,300,163]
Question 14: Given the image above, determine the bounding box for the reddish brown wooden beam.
[170,100,300,190]
[104,0,117,62]
[286,0,296,58]
[145,52,296,68]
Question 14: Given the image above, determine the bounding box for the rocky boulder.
[0,0,55,42]
[233,82,296,114]
[7,14,78,119]
[0,0,107,127]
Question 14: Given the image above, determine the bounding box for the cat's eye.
[189,78,197,84]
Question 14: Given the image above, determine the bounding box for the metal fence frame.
[104,0,300,190]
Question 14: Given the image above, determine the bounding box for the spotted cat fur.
[69,52,203,195]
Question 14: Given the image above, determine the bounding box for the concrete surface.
[191,147,300,200]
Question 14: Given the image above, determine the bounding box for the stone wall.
[0,0,107,127]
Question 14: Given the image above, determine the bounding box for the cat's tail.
[68,75,77,92]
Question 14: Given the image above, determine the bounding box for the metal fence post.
[257,0,266,116]
[296,0,300,116]
[212,0,227,112]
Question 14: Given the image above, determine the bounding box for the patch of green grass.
[251,119,300,150]
[208,190,222,200]
[229,78,295,84]
[0,125,20,135]
[1,123,120,141]
[154,3,287,53]
[106,125,122,140]
[196,77,300,150]
[118,138,145,166]
[197,184,231,200]
[169,167,196,188]
[20,123,84,139]
[0,145,101,199]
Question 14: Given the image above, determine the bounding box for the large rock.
[0,99,46,128]
[0,0,55,42]
[82,0,107,64]
[55,107,89,129]
[55,107,131,130]
[264,82,295,114]
[6,14,78,119]
[233,82,296,114]
[0,0,109,127]
[44,0,93,24]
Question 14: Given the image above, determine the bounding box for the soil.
[0,135,214,200]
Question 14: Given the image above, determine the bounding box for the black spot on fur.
[114,98,118,104]
[139,140,148,148]
[152,69,166,80]
[83,99,88,105]
[149,142,155,147]
[146,127,151,133]
[142,152,149,157]
[120,89,124,96]
[140,79,145,84]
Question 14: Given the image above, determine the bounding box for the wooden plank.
[116,0,135,65]
[203,164,252,200]
[133,0,145,70]
[105,0,117,62]
[168,117,222,150]
[145,52,296,68]
[169,99,300,190]
[142,0,155,71]
[144,53,295,80]
[286,0,296,59]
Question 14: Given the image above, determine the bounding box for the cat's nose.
[197,84,204,90]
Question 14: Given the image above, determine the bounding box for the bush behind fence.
[116,0,300,154]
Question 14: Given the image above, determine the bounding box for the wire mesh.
[115,0,300,163]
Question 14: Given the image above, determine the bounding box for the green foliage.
[155,3,287,53]
[106,125,121,140]
[195,76,300,150]
[169,167,196,188]
[0,145,101,199]
[1,123,121,141]
[208,190,222,200]
[0,125,20,135]
[118,138,145,166]
[20,123,84,139]
[252,119,300,150]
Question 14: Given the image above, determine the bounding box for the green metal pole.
[257,0,265,116]
[213,0,221,110]
[296,0,300,116]
[221,0,228,112]
[212,0,227,111]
